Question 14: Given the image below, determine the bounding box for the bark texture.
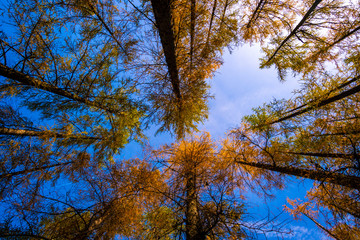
[0,127,100,141]
[236,160,360,190]
[263,0,323,65]
[0,63,122,115]
[150,0,181,100]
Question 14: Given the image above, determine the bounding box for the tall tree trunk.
[246,0,266,28]
[268,78,360,125]
[185,159,205,240]
[0,162,73,179]
[310,130,360,137]
[189,0,196,70]
[301,212,341,240]
[284,75,360,115]
[150,0,181,100]
[201,0,217,58]
[312,25,360,57]
[235,160,360,190]
[0,127,100,141]
[281,151,360,159]
[262,0,323,66]
[0,63,123,115]
[219,0,229,29]
[86,3,128,57]
[185,172,199,239]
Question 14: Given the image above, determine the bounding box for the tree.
[2,0,360,238]
[0,0,146,218]
[0,158,164,240]
[0,103,110,207]
[142,133,291,239]
[227,88,360,238]
[238,0,298,43]
[0,0,145,152]
[228,1,360,237]
[146,133,246,239]
[139,0,239,138]
[0,18,146,230]
[0,1,242,239]
[259,0,360,80]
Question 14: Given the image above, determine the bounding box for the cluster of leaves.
[1,0,360,239]
[126,0,239,138]
[229,0,360,238]
[0,0,246,239]
[230,91,360,238]
[149,133,247,239]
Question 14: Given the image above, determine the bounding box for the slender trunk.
[282,151,359,159]
[185,159,204,240]
[323,25,360,51]
[246,0,266,28]
[307,25,360,64]
[185,172,199,239]
[219,0,229,29]
[285,75,360,114]
[0,162,73,179]
[0,233,50,240]
[301,212,340,240]
[262,0,323,66]
[268,79,360,125]
[0,63,122,115]
[310,129,360,137]
[201,0,217,58]
[0,127,101,141]
[235,160,360,190]
[150,0,181,100]
[189,0,196,70]
[87,4,128,57]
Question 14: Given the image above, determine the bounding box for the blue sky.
[201,44,300,137]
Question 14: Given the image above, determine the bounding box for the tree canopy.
[0,0,359,239]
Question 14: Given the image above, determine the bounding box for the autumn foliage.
[0,0,360,239]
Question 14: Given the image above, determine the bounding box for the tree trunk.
[201,0,217,58]
[236,160,360,190]
[189,0,196,70]
[282,151,360,159]
[262,0,323,65]
[285,75,360,114]
[150,0,181,100]
[269,78,360,124]
[246,0,266,28]
[310,129,360,137]
[301,212,340,240]
[185,160,205,240]
[0,127,100,141]
[0,63,122,115]
[0,162,73,179]
[185,173,199,239]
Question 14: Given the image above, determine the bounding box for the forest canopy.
[0,0,359,239]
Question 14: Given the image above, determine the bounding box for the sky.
[201,43,300,137]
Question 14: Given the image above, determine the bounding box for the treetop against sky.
[0,0,359,239]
